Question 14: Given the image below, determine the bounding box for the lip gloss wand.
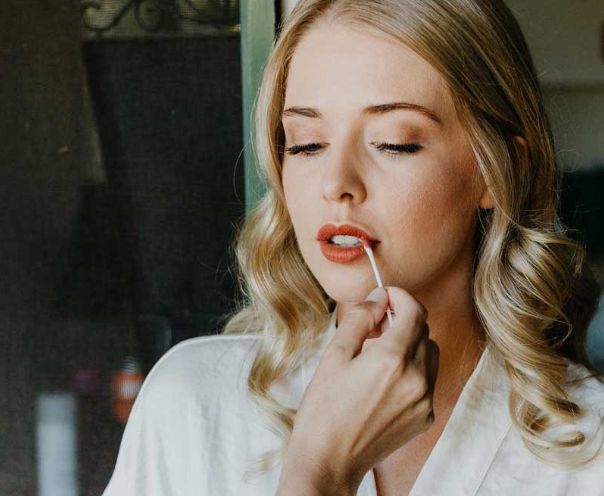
[362,242,394,328]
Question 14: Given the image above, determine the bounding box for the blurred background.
[0,0,602,494]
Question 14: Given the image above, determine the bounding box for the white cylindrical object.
[363,244,394,327]
[35,391,78,496]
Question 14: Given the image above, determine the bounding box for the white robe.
[102,311,604,495]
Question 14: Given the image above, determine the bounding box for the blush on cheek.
[388,177,474,262]
[427,188,473,237]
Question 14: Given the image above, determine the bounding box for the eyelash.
[284,142,423,157]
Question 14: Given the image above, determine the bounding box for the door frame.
[240,0,278,215]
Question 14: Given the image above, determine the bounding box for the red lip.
[316,223,380,264]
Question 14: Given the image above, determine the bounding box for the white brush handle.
[363,244,394,327]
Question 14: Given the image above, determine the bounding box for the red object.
[112,357,144,424]
[319,239,371,263]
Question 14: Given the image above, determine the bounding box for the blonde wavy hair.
[220,0,603,476]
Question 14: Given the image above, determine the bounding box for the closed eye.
[284,142,423,157]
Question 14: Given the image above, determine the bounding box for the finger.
[378,286,428,358]
[327,287,389,361]
[360,325,385,353]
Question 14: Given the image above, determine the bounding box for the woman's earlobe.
[478,187,495,210]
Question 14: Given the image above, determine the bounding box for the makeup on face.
[316,223,380,263]
[283,23,477,341]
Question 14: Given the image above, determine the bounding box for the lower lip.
[319,240,374,263]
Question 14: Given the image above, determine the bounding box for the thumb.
[328,287,389,361]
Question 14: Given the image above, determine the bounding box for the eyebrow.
[281,101,443,125]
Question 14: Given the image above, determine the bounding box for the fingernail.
[366,287,386,302]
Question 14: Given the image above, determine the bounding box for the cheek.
[282,163,299,211]
[422,173,470,223]
[385,167,476,254]
[282,164,313,240]
[376,169,476,290]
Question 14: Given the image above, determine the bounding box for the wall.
[505,0,604,170]
[504,0,604,85]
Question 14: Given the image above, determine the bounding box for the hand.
[281,286,439,493]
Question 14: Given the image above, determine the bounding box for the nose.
[321,145,367,205]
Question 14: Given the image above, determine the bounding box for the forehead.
[283,22,454,123]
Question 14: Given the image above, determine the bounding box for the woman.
[102,1,604,495]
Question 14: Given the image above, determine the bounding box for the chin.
[302,248,381,302]
[315,270,377,304]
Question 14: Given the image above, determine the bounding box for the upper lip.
[316,223,381,243]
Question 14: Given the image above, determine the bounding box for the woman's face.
[281,21,491,304]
